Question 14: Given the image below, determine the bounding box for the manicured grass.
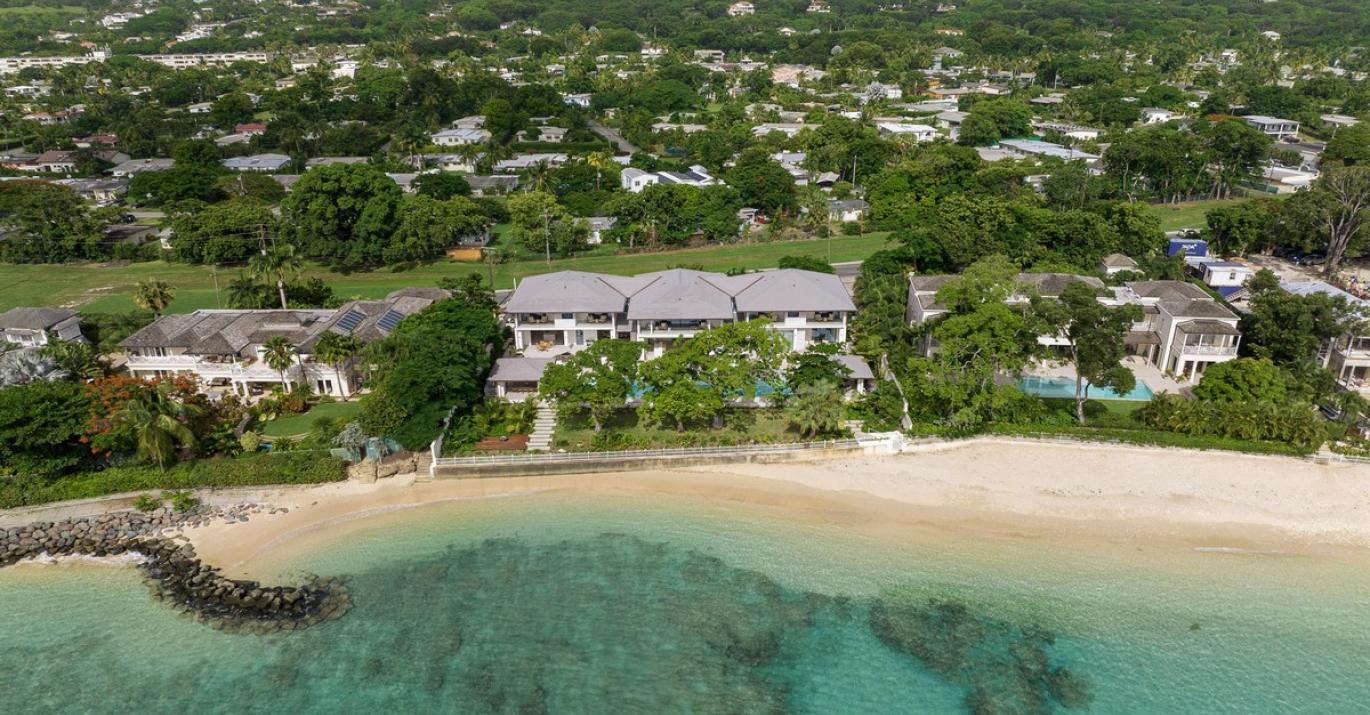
[260,400,363,437]
[0,5,84,16]
[0,233,893,313]
[553,407,830,451]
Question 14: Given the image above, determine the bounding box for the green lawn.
[1143,194,1288,233]
[0,233,892,313]
[261,401,363,437]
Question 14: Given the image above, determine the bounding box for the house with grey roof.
[222,153,292,172]
[1281,281,1370,394]
[906,274,1240,383]
[0,307,83,348]
[503,268,856,359]
[120,289,443,398]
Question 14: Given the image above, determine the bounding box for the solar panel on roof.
[377,309,404,333]
[335,309,365,333]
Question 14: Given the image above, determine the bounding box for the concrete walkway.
[527,405,556,452]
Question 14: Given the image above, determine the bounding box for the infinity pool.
[1017,375,1155,401]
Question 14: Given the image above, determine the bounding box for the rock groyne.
[0,506,350,633]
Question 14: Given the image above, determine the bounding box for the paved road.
[588,120,641,155]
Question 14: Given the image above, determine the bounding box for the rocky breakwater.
[0,506,351,634]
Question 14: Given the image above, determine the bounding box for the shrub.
[165,490,200,512]
[841,221,862,236]
[0,452,348,509]
[132,494,161,511]
[1136,394,1325,448]
[238,431,261,453]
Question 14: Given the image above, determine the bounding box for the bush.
[841,221,862,236]
[165,490,200,512]
[132,494,161,512]
[0,452,348,509]
[1136,394,1325,448]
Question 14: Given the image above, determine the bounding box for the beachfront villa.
[906,274,1241,383]
[119,289,445,398]
[0,306,84,347]
[1282,280,1370,395]
[503,268,855,358]
[490,268,862,401]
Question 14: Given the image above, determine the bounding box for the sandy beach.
[175,439,1370,577]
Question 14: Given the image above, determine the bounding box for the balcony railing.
[1178,344,1238,356]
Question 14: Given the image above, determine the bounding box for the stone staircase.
[527,405,557,452]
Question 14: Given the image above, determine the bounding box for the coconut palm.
[114,388,199,470]
[261,335,298,392]
[313,331,361,401]
[586,150,615,190]
[133,279,175,318]
[784,380,846,438]
[226,271,266,309]
[249,243,303,310]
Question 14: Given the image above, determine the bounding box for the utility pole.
[543,209,552,267]
[212,266,221,308]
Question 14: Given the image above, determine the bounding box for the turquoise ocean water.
[2,491,1368,714]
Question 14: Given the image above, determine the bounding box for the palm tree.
[133,279,175,318]
[226,271,265,309]
[313,331,361,400]
[586,151,614,191]
[114,389,199,470]
[261,335,298,393]
[249,244,303,310]
[784,380,846,438]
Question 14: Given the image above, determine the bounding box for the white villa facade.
[0,307,83,347]
[503,268,856,359]
[906,275,1241,382]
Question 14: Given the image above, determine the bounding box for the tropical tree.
[587,151,615,191]
[638,319,789,430]
[785,380,846,438]
[132,279,175,318]
[113,387,199,470]
[538,339,641,432]
[1033,281,1143,423]
[249,243,303,309]
[261,336,298,392]
[226,271,267,309]
[41,339,108,380]
[313,331,361,400]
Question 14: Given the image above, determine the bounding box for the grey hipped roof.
[487,357,553,383]
[1176,319,1241,336]
[732,270,856,313]
[832,354,874,380]
[503,271,636,314]
[0,307,78,331]
[626,269,738,320]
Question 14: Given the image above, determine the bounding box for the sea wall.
[0,506,350,633]
[433,444,867,479]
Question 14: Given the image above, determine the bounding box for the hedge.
[0,452,349,509]
[984,423,1317,456]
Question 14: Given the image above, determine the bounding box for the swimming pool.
[1016,375,1155,401]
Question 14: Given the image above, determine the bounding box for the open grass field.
[0,5,84,16]
[1144,194,1288,233]
[0,232,893,313]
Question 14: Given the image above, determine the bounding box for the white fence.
[431,438,861,472]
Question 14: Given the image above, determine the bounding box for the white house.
[0,307,83,347]
[827,199,870,223]
[1243,115,1300,139]
[875,122,937,142]
[728,1,756,16]
[431,127,491,146]
[619,165,719,192]
[502,268,856,359]
[1140,107,1178,124]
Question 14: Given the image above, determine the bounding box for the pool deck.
[1022,357,1190,397]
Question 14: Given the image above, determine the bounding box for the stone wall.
[433,445,867,479]
[0,506,350,633]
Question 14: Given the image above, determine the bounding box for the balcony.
[1178,343,1238,357]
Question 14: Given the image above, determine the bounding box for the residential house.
[906,274,1240,382]
[0,307,83,347]
[1243,115,1300,139]
[1258,165,1317,194]
[1282,281,1370,394]
[875,122,937,141]
[110,158,174,177]
[1033,121,1101,142]
[466,175,520,196]
[494,153,568,172]
[585,216,617,245]
[431,127,491,146]
[502,268,856,359]
[752,122,810,138]
[1099,254,1139,276]
[222,154,292,172]
[1140,108,1178,124]
[619,165,719,192]
[827,199,869,223]
[54,177,127,205]
[120,289,445,398]
[728,1,756,16]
